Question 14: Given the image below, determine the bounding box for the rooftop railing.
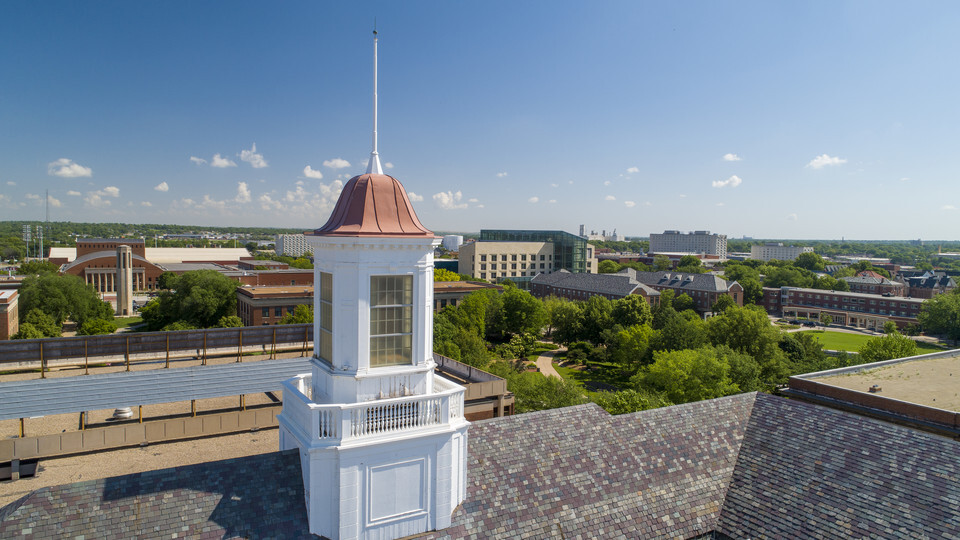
[281,373,465,446]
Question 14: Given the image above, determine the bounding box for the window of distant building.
[521,254,527,261]
[481,255,487,262]
[370,275,413,367]
[275,306,283,317]
[262,307,269,318]
[511,254,517,261]
[318,272,333,363]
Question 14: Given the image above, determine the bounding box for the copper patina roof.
[313,173,434,238]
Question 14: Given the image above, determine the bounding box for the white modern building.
[649,230,727,258]
[277,31,468,540]
[441,235,463,252]
[750,243,814,262]
[275,233,311,257]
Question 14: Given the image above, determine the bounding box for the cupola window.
[370,275,413,367]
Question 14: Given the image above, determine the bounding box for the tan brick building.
[0,290,18,340]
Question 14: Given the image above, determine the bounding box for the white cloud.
[154,181,169,192]
[496,172,508,178]
[47,158,92,178]
[603,181,611,186]
[626,167,639,173]
[323,158,351,169]
[235,182,252,203]
[679,194,687,198]
[384,162,394,169]
[240,143,268,168]
[643,201,652,206]
[899,177,910,182]
[712,175,743,188]
[47,195,62,208]
[6,181,15,186]
[787,213,799,220]
[716,202,725,207]
[942,205,956,211]
[605,195,616,201]
[624,201,636,208]
[528,196,539,204]
[102,186,120,197]
[568,180,573,184]
[407,192,424,202]
[84,193,110,207]
[67,190,81,196]
[722,153,741,162]
[433,191,467,210]
[303,166,324,179]
[189,156,207,165]
[550,183,559,188]
[806,154,847,169]
[25,193,40,200]
[141,201,153,207]
[476,204,485,208]
[468,198,479,203]
[211,154,237,168]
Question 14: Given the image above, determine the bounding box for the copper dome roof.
[312,173,434,238]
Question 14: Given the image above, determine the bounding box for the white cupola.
[277,29,469,540]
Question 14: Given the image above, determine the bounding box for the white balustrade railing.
[281,373,465,445]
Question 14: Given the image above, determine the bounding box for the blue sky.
[2,2,959,240]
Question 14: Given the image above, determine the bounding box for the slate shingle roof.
[625,269,738,293]
[841,275,900,286]
[3,392,959,539]
[906,273,956,289]
[530,269,659,297]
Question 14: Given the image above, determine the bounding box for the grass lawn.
[552,360,631,397]
[114,316,143,329]
[797,330,944,354]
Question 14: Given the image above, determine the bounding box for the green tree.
[676,255,704,273]
[883,320,898,334]
[141,270,239,330]
[16,308,61,338]
[819,312,833,326]
[18,273,113,327]
[711,295,735,313]
[608,324,655,370]
[216,315,244,328]
[706,305,788,386]
[16,260,59,275]
[279,304,313,325]
[635,347,739,405]
[485,362,587,413]
[672,293,696,313]
[77,318,118,336]
[651,310,708,352]
[652,254,672,271]
[580,295,613,344]
[858,332,917,362]
[591,389,671,415]
[597,260,621,274]
[497,287,547,338]
[157,271,178,290]
[763,266,814,288]
[434,268,462,282]
[918,290,960,341]
[611,294,652,328]
[794,251,825,271]
[550,300,585,345]
[11,323,45,340]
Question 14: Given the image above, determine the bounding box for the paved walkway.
[535,347,566,379]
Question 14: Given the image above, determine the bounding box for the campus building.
[649,230,727,258]
[59,238,165,292]
[529,269,660,305]
[761,286,925,330]
[274,233,311,257]
[840,273,906,296]
[458,229,597,286]
[0,290,18,340]
[749,242,813,262]
[905,271,957,299]
[627,269,743,312]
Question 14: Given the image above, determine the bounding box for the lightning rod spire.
[366,25,383,175]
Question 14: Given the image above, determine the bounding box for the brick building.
[529,269,660,305]
[0,290,18,340]
[904,272,956,299]
[762,286,925,330]
[627,269,743,312]
[60,239,165,292]
[840,273,905,296]
[236,286,314,326]
[433,281,502,312]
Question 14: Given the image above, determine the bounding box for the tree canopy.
[140,270,239,330]
[18,273,113,328]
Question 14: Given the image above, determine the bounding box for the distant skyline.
[2,2,960,240]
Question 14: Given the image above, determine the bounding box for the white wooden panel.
[0,357,312,420]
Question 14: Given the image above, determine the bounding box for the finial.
[366,24,383,175]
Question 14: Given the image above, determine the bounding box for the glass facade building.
[479,229,591,274]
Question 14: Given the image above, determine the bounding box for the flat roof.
[811,354,960,413]
[0,290,16,301]
[238,286,313,297]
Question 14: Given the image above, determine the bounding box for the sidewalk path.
[535,347,566,379]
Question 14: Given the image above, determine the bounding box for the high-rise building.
[749,242,813,262]
[459,229,597,285]
[649,230,727,258]
[275,233,311,257]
